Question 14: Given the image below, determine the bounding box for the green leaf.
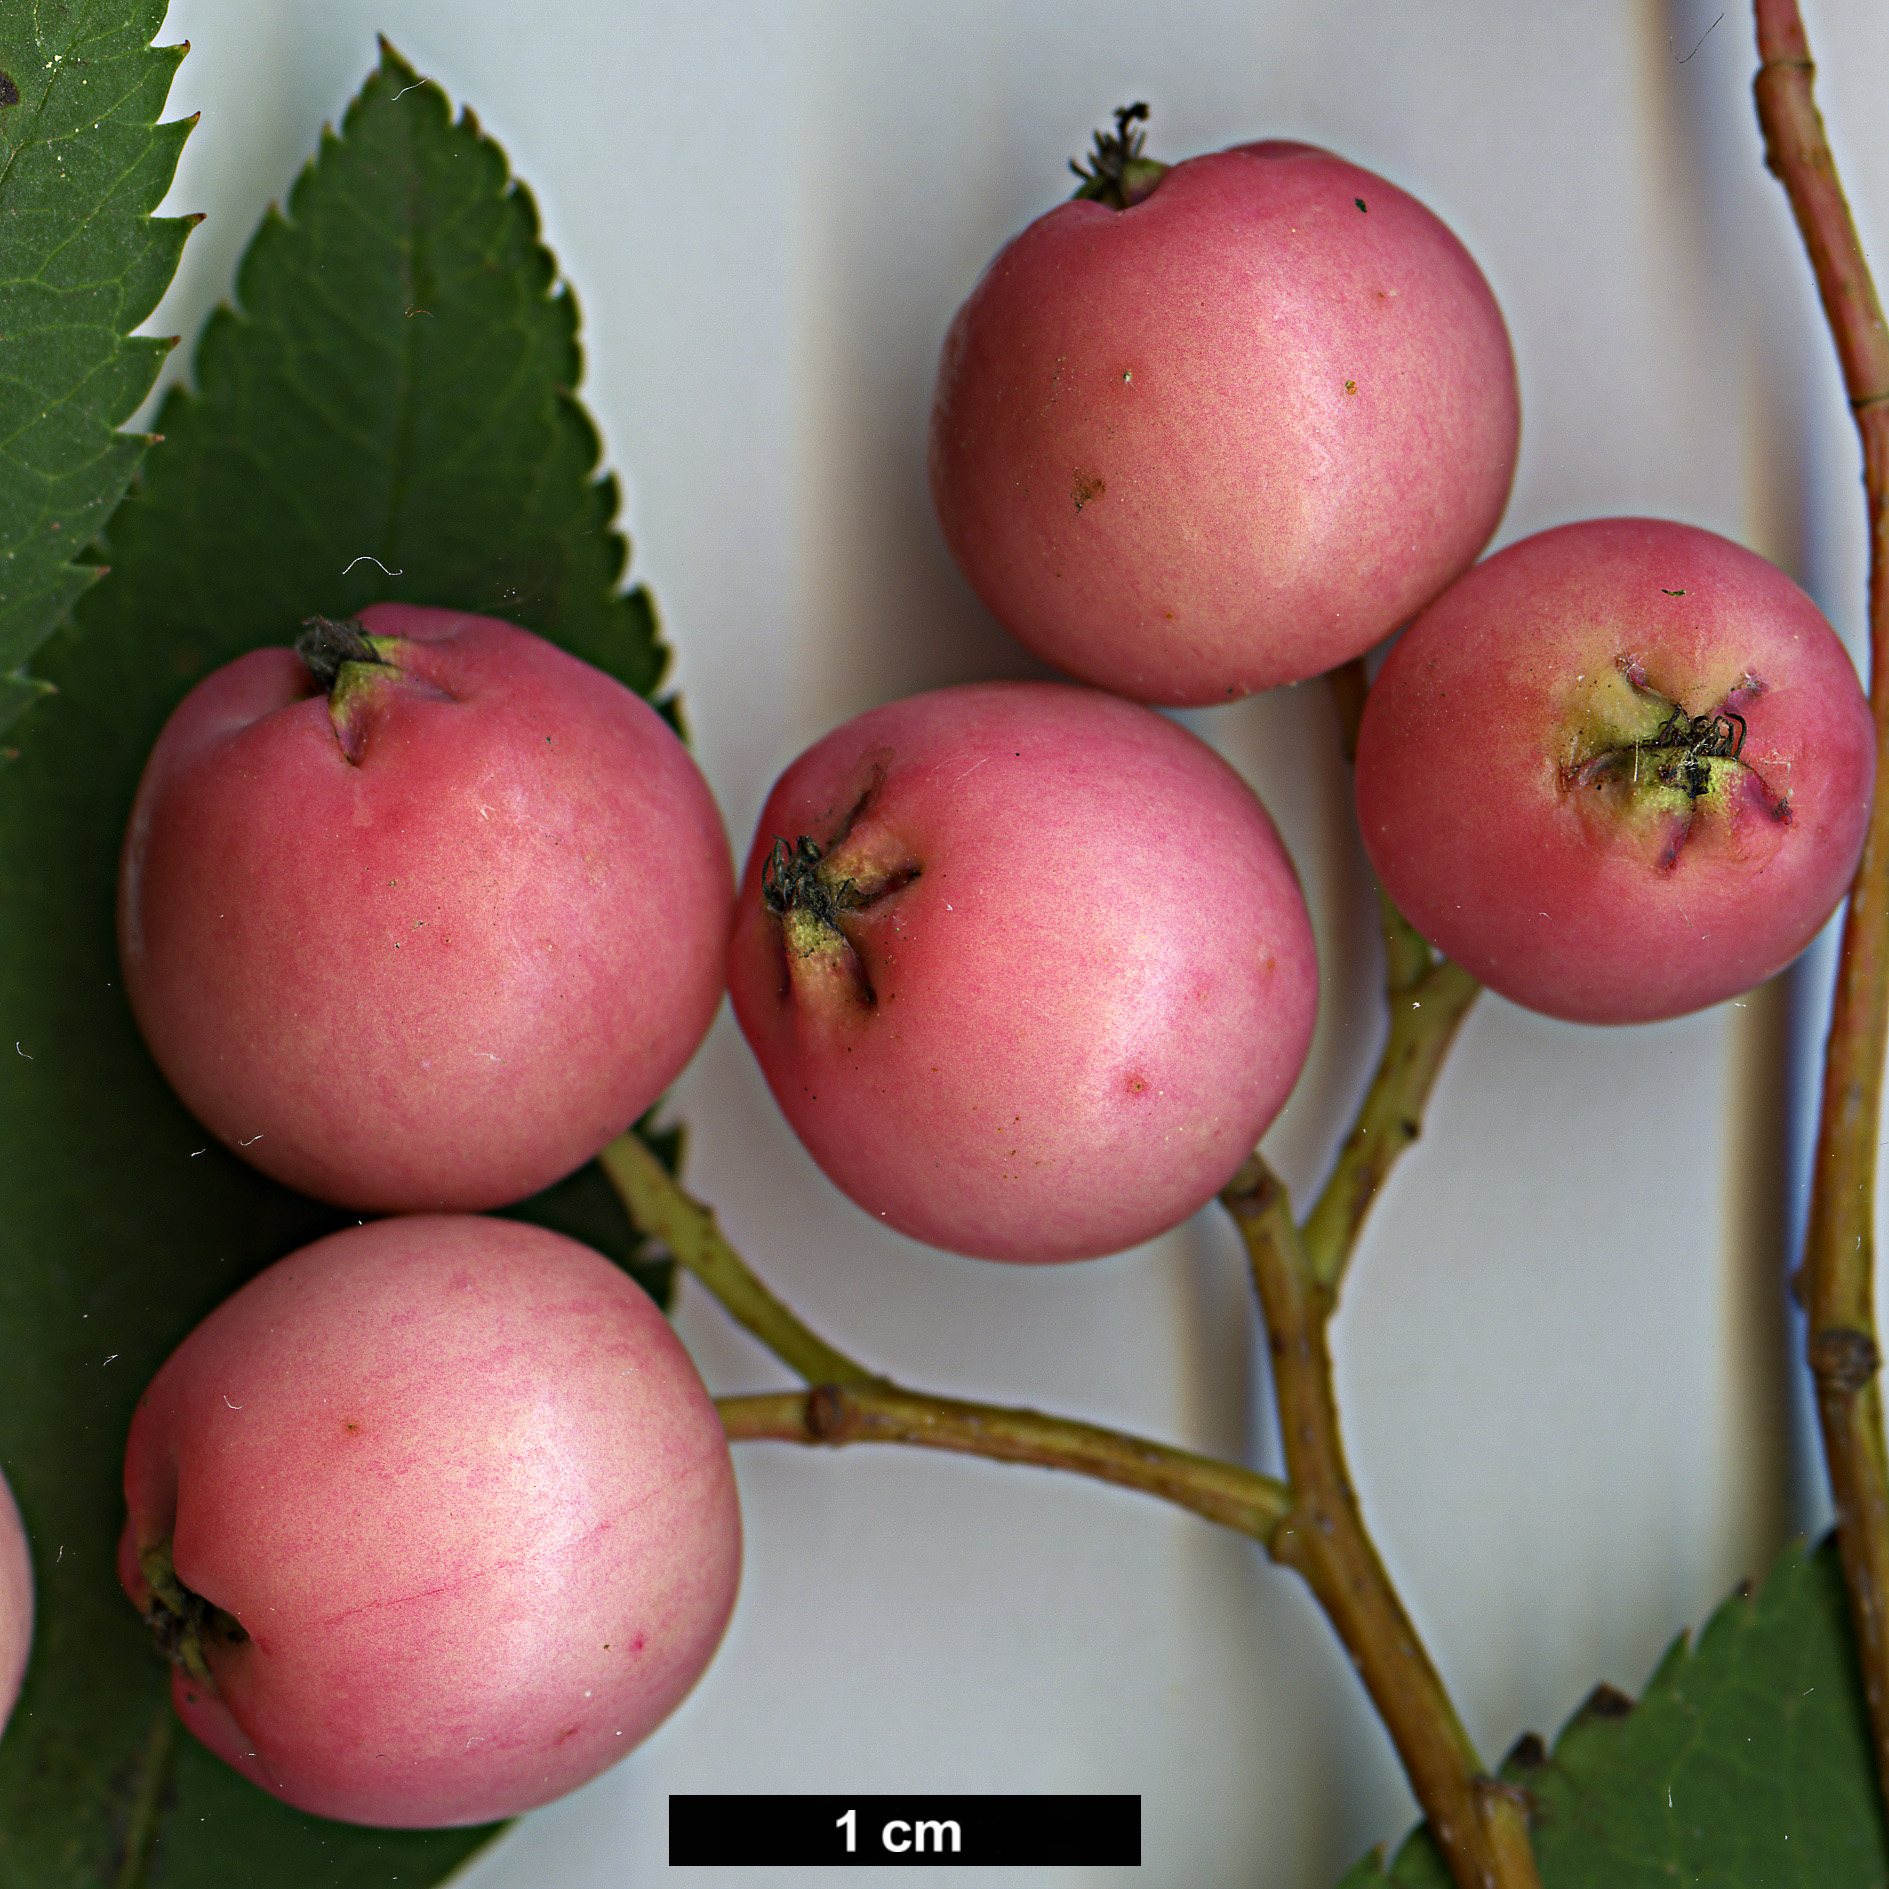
[71,33,668,717]
[0,0,194,745]
[1333,1536,1889,1888]
[0,40,672,1887]
[1331,1828,1453,1889]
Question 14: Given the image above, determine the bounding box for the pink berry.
[118,1214,740,1828]
[119,604,734,1211]
[728,682,1319,1260]
[1355,518,1875,1023]
[0,1469,31,1737]
[930,139,1519,704]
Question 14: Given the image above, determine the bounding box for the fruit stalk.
[1753,0,1889,1819]
[1225,1159,1540,1889]
[1303,669,1484,1286]
[599,1132,880,1387]
[1299,916,1480,1290]
[112,1703,173,1889]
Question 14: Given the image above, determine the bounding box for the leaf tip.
[376,35,420,83]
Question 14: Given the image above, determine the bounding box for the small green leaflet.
[0,0,192,744]
[1334,1535,1889,1888]
[0,41,670,1889]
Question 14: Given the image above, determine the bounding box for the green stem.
[718,1386,1291,1538]
[598,1132,879,1388]
[1227,1159,1539,1889]
[1310,663,1483,1292]
[113,1697,174,1889]
[1300,944,1480,1292]
[600,1131,1287,1535]
[1298,659,1485,1291]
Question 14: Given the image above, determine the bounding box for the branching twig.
[1207,663,1512,1887]
[1226,1159,1540,1889]
[1752,0,1889,1817]
[600,1131,1294,1541]
[718,1386,1291,1538]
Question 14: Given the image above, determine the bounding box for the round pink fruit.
[728,682,1319,1261]
[1355,518,1875,1023]
[118,1214,740,1828]
[930,140,1520,704]
[0,1468,31,1737]
[119,604,735,1212]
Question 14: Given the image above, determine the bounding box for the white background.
[129,2,1889,1884]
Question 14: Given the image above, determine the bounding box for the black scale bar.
[669,1793,1141,1866]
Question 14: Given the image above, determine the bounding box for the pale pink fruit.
[118,1214,740,1828]
[930,140,1519,704]
[119,603,734,1212]
[1355,518,1875,1023]
[728,682,1319,1260]
[0,1469,31,1737]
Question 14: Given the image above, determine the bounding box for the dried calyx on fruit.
[294,612,388,685]
[1355,517,1874,1024]
[292,614,413,764]
[1556,668,1787,872]
[135,1536,247,1684]
[761,821,921,993]
[1068,102,1170,209]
